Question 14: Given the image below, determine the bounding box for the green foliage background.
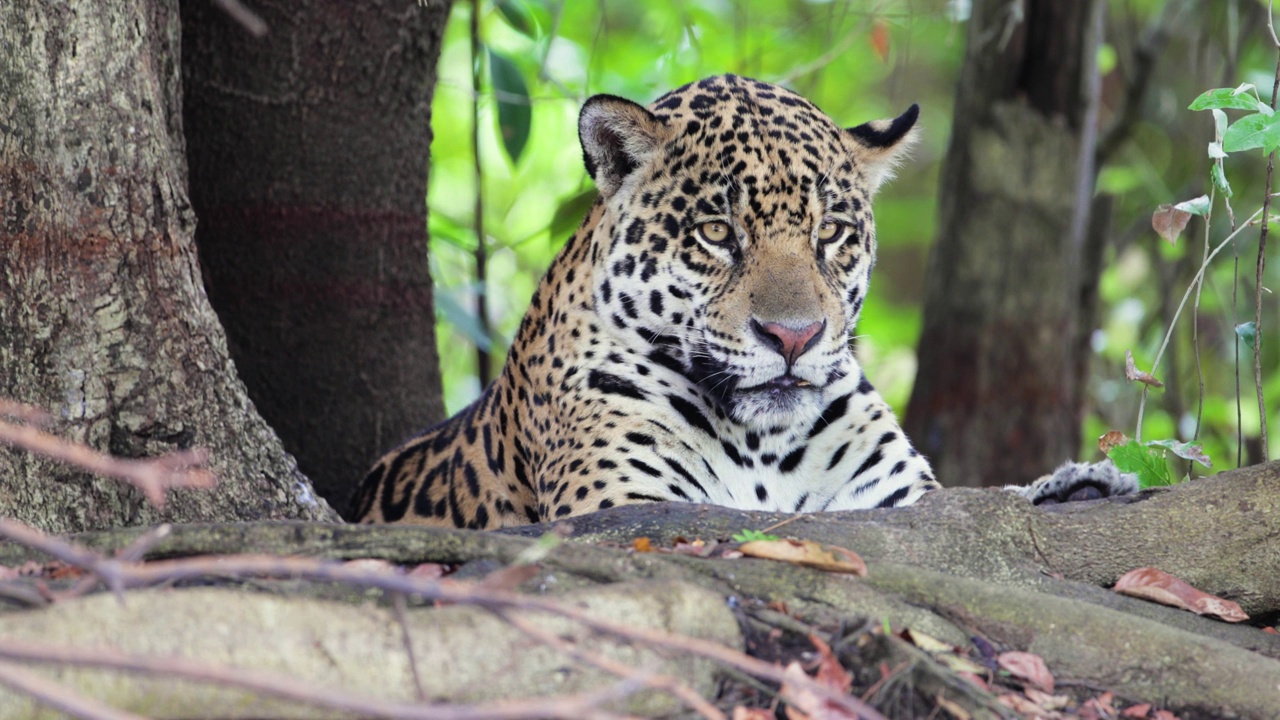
[426,0,1279,477]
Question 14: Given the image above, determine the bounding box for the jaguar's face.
[580,74,918,427]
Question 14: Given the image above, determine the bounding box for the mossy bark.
[0,2,339,530]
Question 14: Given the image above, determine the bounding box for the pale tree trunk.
[181,1,451,512]
[905,0,1103,487]
[0,2,340,531]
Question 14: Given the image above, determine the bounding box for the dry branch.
[0,419,214,507]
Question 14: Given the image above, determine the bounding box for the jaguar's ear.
[846,104,920,195]
[579,94,670,198]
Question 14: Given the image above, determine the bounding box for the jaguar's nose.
[750,319,825,366]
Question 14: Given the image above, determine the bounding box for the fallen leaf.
[957,671,989,691]
[632,537,652,552]
[781,660,857,720]
[1114,567,1249,622]
[935,694,971,720]
[1025,687,1070,710]
[899,628,955,654]
[997,651,1054,692]
[1152,204,1191,245]
[1098,430,1131,453]
[1125,350,1164,388]
[342,558,396,572]
[937,653,988,676]
[477,563,540,591]
[1121,702,1152,717]
[732,708,774,720]
[808,635,853,693]
[997,693,1052,716]
[1263,626,1279,634]
[406,563,448,579]
[739,539,867,576]
[1152,710,1180,720]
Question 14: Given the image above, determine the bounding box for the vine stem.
[1253,43,1279,460]
[1138,205,1268,441]
[471,0,491,388]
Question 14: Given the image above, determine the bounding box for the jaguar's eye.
[697,221,734,246]
[817,218,846,243]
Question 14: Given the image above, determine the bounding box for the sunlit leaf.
[1237,321,1258,349]
[1145,439,1212,468]
[488,49,531,165]
[1189,87,1264,112]
[1208,141,1227,159]
[1107,439,1174,488]
[1098,430,1129,453]
[429,213,477,251]
[1173,194,1211,217]
[1222,112,1280,154]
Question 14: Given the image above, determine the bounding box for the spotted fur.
[351,75,1131,528]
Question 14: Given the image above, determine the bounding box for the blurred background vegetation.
[425,0,1278,475]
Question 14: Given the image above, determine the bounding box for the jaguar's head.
[579,74,918,427]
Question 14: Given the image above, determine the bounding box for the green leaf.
[1222,112,1280,155]
[1237,321,1258,349]
[1189,87,1265,112]
[435,289,492,351]
[1173,195,1211,217]
[548,187,600,241]
[1107,439,1175,489]
[494,0,540,37]
[1210,162,1232,198]
[488,49,531,165]
[429,212,477,251]
[1145,439,1212,468]
[732,529,780,543]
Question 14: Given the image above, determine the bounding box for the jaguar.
[350,74,1134,528]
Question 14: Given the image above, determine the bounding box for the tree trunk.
[180,1,451,513]
[0,2,339,531]
[905,0,1102,487]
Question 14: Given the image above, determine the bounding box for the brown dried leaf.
[1114,567,1248,622]
[1125,350,1164,388]
[1121,702,1152,718]
[406,563,448,579]
[1025,688,1070,710]
[935,695,972,720]
[1098,430,1131,453]
[997,651,1054,692]
[1152,204,1192,245]
[781,660,856,720]
[1152,710,1180,720]
[997,693,1053,717]
[808,635,853,694]
[739,539,867,576]
[732,708,775,720]
[477,563,540,591]
[632,537,652,552]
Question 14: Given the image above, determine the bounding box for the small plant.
[732,529,780,543]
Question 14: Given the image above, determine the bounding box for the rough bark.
[905,0,1103,487]
[0,3,338,531]
[4,463,1278,717]
[181,1,451,511]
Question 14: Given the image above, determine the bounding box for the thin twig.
[1137,206,1267,438]
[0,659,148,720]
[0,640,643,720]
[0,400,51,426]
[497,609,725,720]
[1254,47,1278,459]
[391,591,427,701]
[0,519,883,719]
[0,419,215,507]
[210,0,269,37]
[471,0,491,387]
